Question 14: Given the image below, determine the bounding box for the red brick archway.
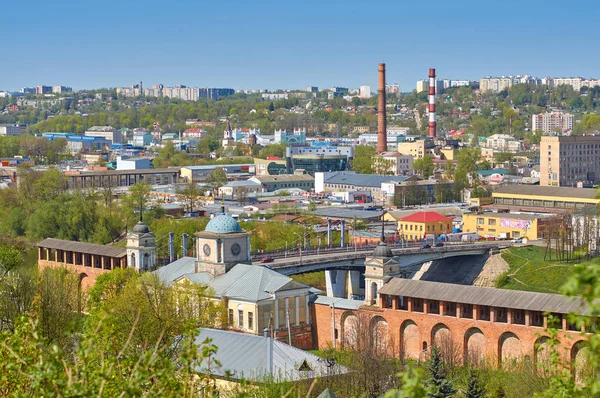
[499,332,522,369]
[400,319,420,360]
[464,327,486,367]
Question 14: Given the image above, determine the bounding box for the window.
[238,310,244,328]
[298,299,306,324]
[477,218,485,225]
[512,309,525,325]
[479,306,490,321]
[444,302,456,316]
[228,309,234,325]
[488,219,496,226]
[428,300,440,314]
[495,307,507,323]
[412,298,423,312]
[461,303,473,319]
[248,312,254,330]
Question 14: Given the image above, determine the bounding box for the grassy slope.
[291,271,326,292]
[499,246,575,294]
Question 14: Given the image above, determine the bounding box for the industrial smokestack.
[428,68,436,138]
[377,63,387,153]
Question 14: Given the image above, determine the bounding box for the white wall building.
[359,85,371,99]
[482,134,523,152]
[85,126,122,144]
[532,112,574,134]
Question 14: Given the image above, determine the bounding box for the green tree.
[205,167,227,196]
[372,156,395,176]
[0,269,36,332]
[0,245,24,277]
[0,316,219,397]
[177,182,203,214]
[455,147,481,197]
[414,154,435,178]
[465,369,485,398]
[494,152,514,164]
[427,346,456,398]
[37,267,83,348]
[86,269,225,357]
[352,145,377,174]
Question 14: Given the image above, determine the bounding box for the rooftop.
[155,261,310,302]
[399,211,453,223]
[312,208,383,220]
[313,295,363,310]
[36,238,126,258]
[204,214,244,234]
[195,328,347,382]
[493,185,599,200]
[251,174,314,183]
[465,212,550,220]
[379,278,589,315]
[324,173,407,188]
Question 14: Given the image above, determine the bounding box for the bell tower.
[363,220,399,305]
[195,205,251,277]
[126,210,156,271]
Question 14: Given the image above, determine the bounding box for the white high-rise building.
[532,112,574,134]
[359,85,371,99]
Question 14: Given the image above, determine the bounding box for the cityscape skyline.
[2,0,599,92]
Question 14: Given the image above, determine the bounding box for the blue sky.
[1,0,599,92]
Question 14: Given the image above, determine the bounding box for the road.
[254,241,513,271]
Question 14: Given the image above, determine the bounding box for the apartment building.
[359,85,371,99]
[482,134,523,152]
[84,126,122,144]
[380,152,414,175]
[540,135,600,187]
[532,112,574,134]
[397,140,428,159]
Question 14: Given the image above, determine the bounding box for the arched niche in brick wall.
[499,332,522,370]
[370,316,389,355]
[533,336,552,376]
[464,327,486,367]
[400,319,420,360]
[431,323,456,365]
[342,312,360,349]
[571,340,592,386]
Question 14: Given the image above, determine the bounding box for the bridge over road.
[263,242,513,299]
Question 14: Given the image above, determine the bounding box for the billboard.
[500,218,531,229]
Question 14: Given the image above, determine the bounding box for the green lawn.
[292,271,326,292]
[499,246,576,294]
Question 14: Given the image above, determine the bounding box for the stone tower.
[195,207,251,277]
[126,220,157,271]
[363,223,399,305]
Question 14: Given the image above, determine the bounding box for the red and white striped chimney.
[428,68,436,138]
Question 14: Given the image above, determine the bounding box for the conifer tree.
[427,345,456,398]
[465,369,485,398]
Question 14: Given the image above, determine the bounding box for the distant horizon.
[5,71,600,94]
[2,0,599,93]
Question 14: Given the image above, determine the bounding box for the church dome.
[132,221,150,234]
[372,241,393,258]
[205,214,243,234]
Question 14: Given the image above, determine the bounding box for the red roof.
[399,211,453,223]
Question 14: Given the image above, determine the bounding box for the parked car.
[511,237,524,243]
[260,256,274,263]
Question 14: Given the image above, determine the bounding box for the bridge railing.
[266,242,512,270]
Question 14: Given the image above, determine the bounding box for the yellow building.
[462,212,547,240]
[397,140,427,159]
[397,211,453,241]
[491,185,600,211]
